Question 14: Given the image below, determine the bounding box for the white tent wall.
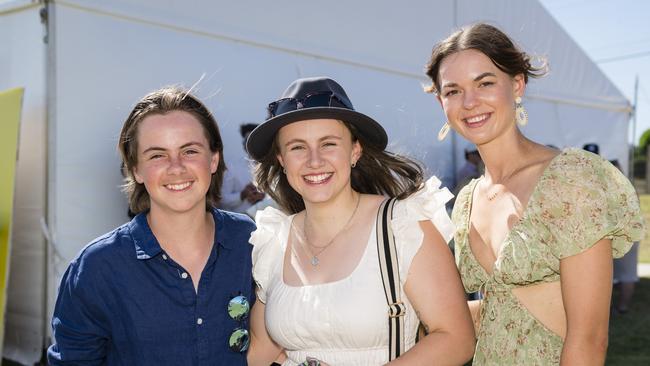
[0,0,632,362]
[0,1,48,363]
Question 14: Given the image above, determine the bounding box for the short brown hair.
[253,120,423,214]
[424,23,547,94]
[118,86,225,214]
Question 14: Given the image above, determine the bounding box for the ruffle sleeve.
[391,176,455,284]
[249,206,290,304]
[538,150,645,259]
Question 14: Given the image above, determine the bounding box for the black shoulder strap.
[376,197,405,361]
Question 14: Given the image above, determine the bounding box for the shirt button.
[181,272,188,279]
[197,318,203,325]
[162,254,168,260]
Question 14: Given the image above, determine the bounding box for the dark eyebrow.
[180,142,206,149]
[441,72,497,90]
[440,82,458,90]
[474,72,496,81]
[142,141,206,154]
[283,135,343,148]
[142,146,166,155]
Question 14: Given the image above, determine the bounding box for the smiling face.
[133,110,219,216]
[276,118,361,206]
[437,49,525,146]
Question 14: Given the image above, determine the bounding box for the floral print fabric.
[453,148,644,365]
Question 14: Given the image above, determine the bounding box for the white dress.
[250,177,455,366]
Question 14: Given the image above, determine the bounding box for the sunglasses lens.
[272,99,298,116]
[301,93,333,108]
[269,92,349,117]
[228,295,250,321]
[229,328,250,352]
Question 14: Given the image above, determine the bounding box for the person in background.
[246,76,474,366]
[426,23,644,365]
[582,142,600,155]
[609,159,641,315]
[48,87,255,365]
[455,146,483,192]
[220,123,265,214]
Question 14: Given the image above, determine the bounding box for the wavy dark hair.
[253,120,423,214]
[118,86,225,214]
[424,23,547,94]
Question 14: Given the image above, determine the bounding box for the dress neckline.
[279,210,378,288]
[463,148,570,277]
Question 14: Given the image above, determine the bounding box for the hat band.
[267,91,351,118]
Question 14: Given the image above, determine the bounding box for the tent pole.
[630,75,639,187]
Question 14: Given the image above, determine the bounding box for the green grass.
[605,192,650,365]
[607,278,650,365]
[638,195,650,263]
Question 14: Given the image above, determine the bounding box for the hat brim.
[246,107,388,161]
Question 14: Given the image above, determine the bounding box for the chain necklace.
[485,176,514,201]
[484,163,530,201]
[301,193,361,266]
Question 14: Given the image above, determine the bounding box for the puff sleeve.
[391,176,455,284]
[249,207,289,304]
[537,150,645,259]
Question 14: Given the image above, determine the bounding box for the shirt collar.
[212,209,235,249]
[128,208,232,260]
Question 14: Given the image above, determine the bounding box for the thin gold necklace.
[302,193,361,266]
[484,164,529,201]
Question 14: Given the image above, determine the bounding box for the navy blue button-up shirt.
[48,209,255,365]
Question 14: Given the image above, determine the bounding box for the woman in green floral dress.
[424,23,644,365]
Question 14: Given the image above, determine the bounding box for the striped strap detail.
[376,198,405,361]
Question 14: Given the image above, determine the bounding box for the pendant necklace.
[302,193,361,266]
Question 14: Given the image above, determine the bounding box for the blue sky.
[539,0,650,144]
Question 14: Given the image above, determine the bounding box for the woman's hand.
[299,357,329,366]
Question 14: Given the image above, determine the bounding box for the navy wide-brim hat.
[246,76,388,161]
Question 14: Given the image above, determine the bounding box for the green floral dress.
[453,148,645,365]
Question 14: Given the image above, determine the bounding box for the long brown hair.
[424,23,547,94]
[253,120,423,214]
[118,86,225,214]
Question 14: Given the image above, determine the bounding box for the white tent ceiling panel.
[56,0,456,77]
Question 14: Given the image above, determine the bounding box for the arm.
[387,221,475,366]
[559,238,613,365]
[47,264,109,365]
[467,300,482,334]
[247,298,284,366]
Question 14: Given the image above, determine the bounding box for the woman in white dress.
[245,77,474,366]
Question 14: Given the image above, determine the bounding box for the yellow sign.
[0,87,24,352]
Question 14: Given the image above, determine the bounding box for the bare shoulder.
[363,193,387,202]
[513,144,562,186]
[361,193,387,211]
[529,144,562,170]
